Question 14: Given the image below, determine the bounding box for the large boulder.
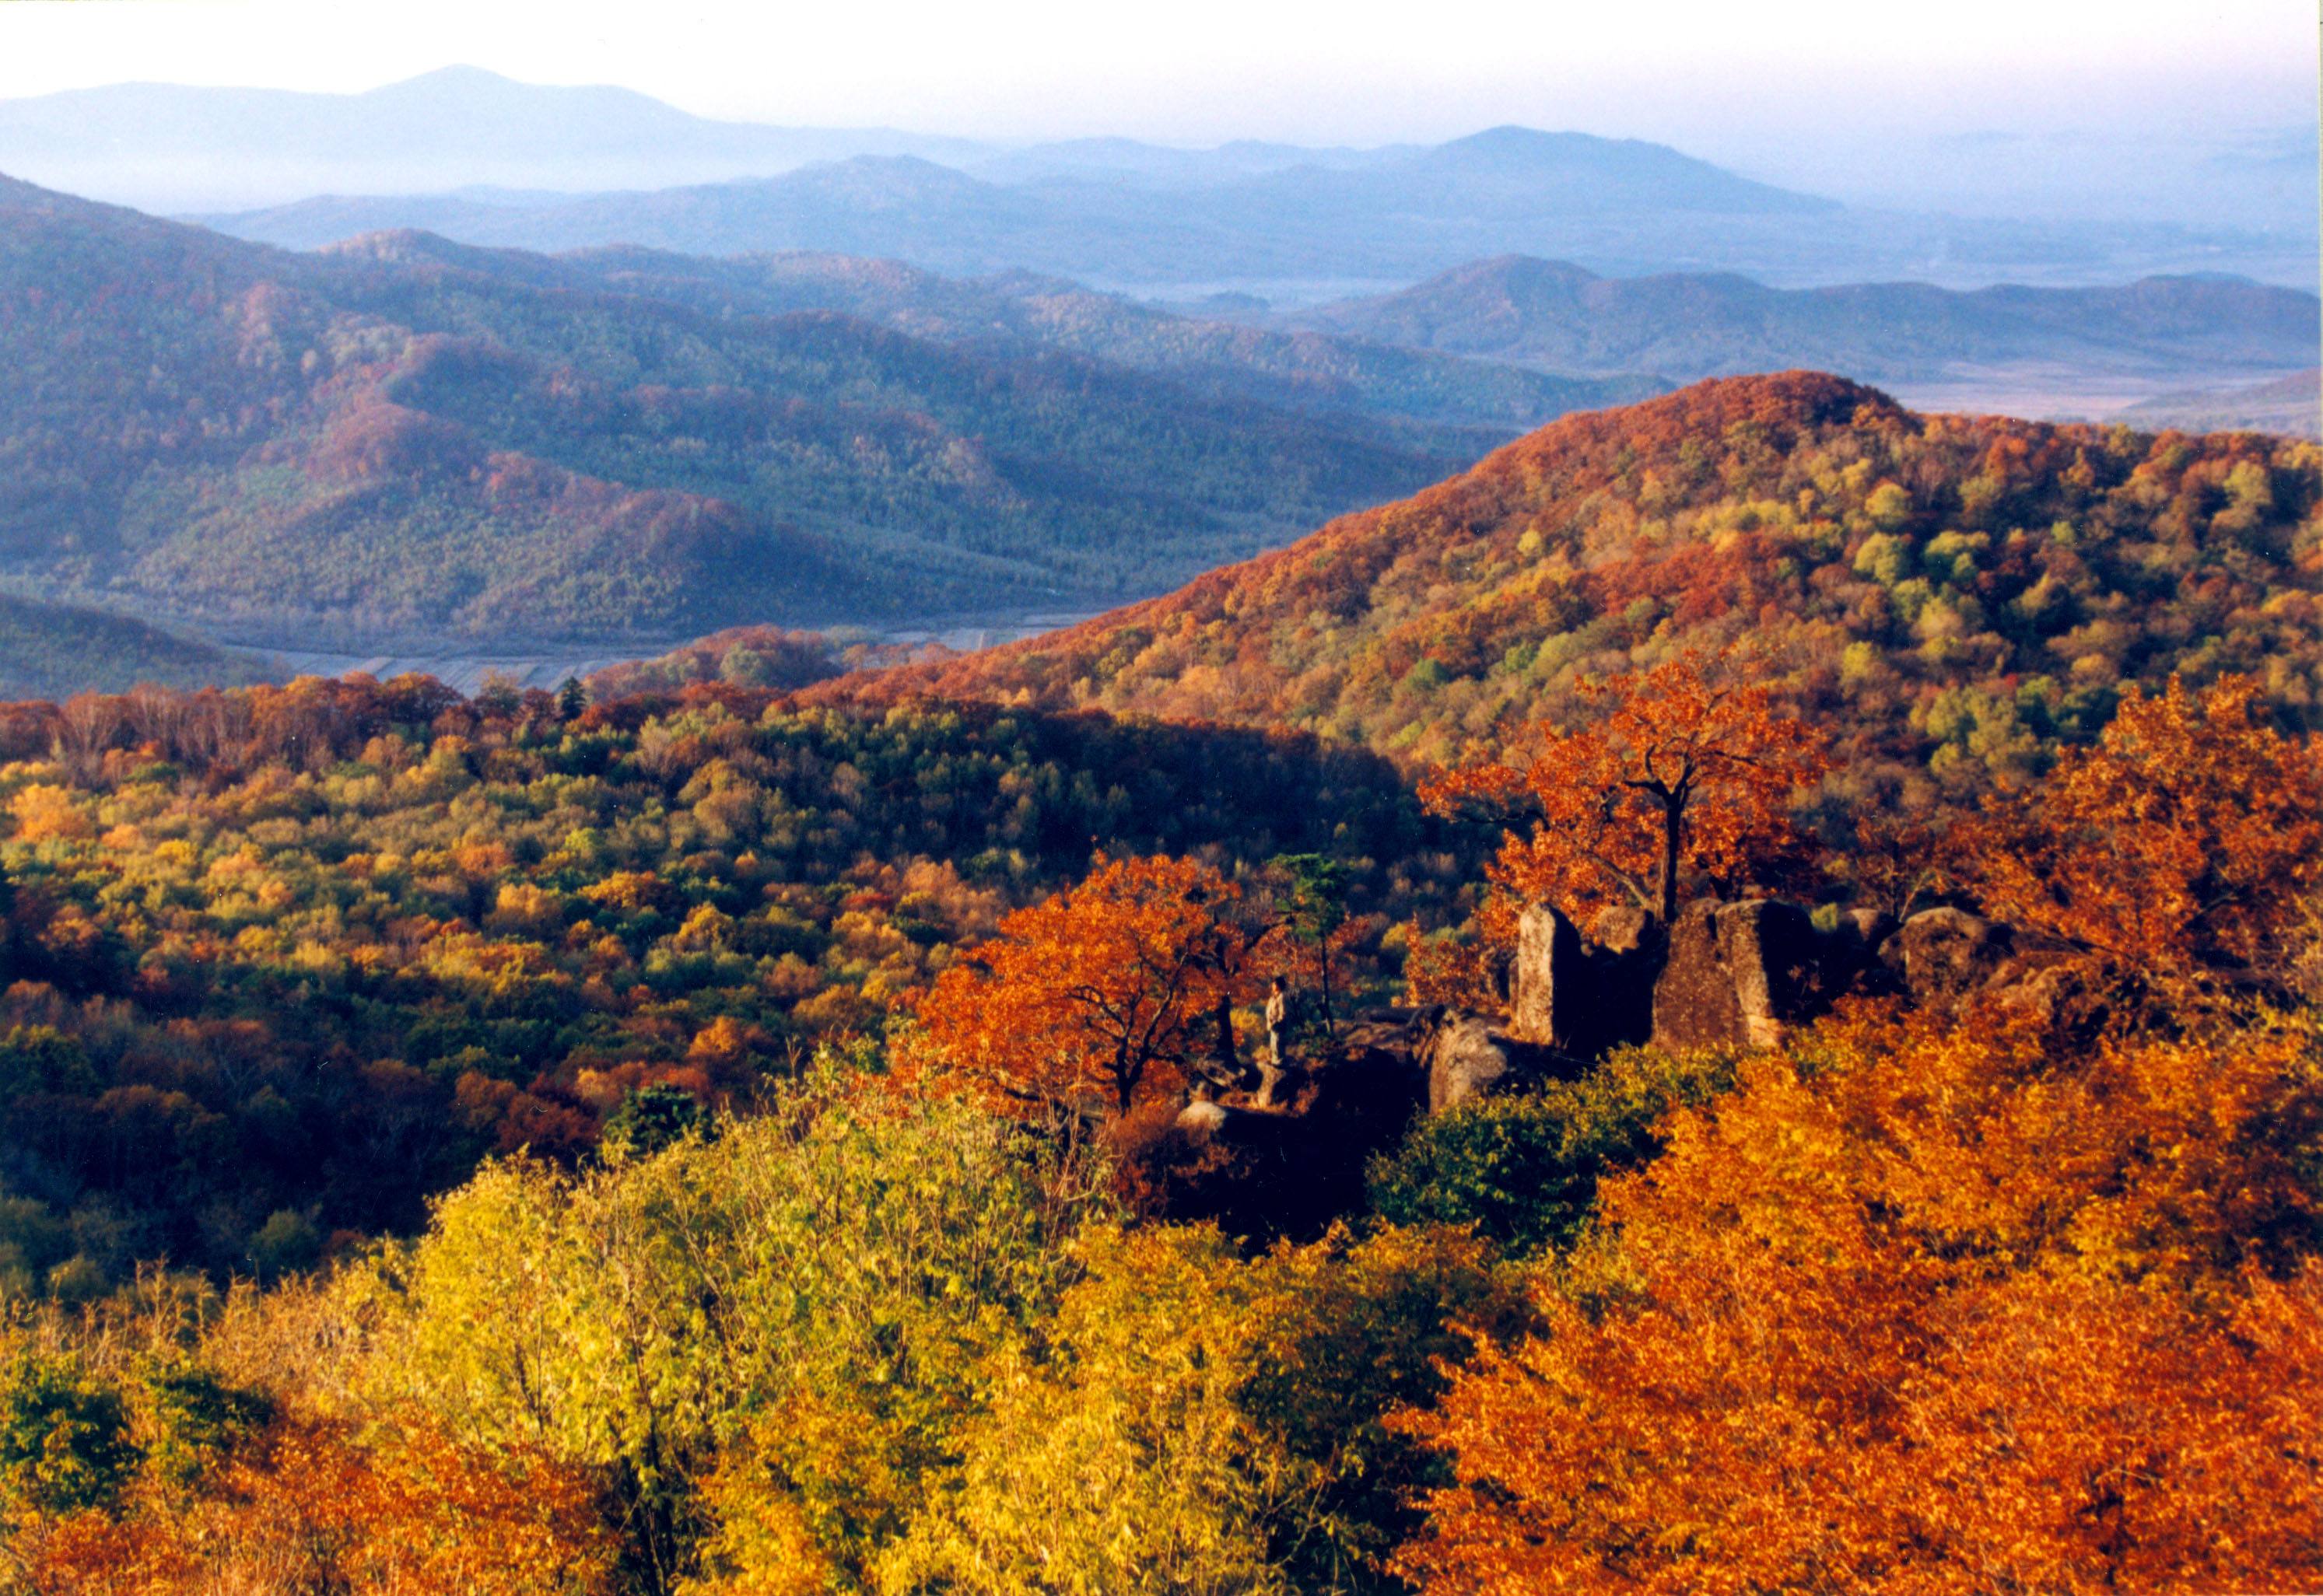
[1652,899,1824,1052]
[1421,1012,1519,1114]
[1882,907,2013,1004]
[1508,901,1659,1058]
[1417,1008,1574,1115]
[1508,901,1587,1048]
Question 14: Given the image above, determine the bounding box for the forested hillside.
[0,596,270,698]
[0,175,1533,646]
[0,678,1439,1280]
[1291,254,2321,383]
[499,243,1664,435]
[829,373,2323,775]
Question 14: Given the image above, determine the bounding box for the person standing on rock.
[1258,976,1291,1108]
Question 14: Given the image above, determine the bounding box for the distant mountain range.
[85,72,2286,296]
[0,67,986,212]
[0,174,1643,648]
[1281,256,2321,386]
[191,127,1869,294]
[9,66,2311,271]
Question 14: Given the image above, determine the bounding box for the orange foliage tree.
[907,854,1269,1118]
[1960,674,2323,999]
[15,1416,613,1595]
[1420,656,1832,933]
[1389,1010,2323,1594]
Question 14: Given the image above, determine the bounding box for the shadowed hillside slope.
[0,594,272,698]
[815,373,2323,778]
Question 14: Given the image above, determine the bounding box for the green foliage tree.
[1269,852,1352,1041]
[246,1209,324,1282]
[1366,1045,1736,1257]
[138,1360,270,1493]
[601,1083,714,1164]
[0,1353,138,1517]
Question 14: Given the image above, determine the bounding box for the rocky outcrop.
[1876,906,2094,1027]
[1591,905,1654,956]
[1508,902,1587,1048]
[1137,894,2085,1240]
[1506,901,1659,1057]
[1882,907,2013,1004]
[1133,1016,1428,1241]
[1417,1007,1576,1115]
[1651,899,1824,1052]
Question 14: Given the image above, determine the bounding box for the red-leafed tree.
[1421,656,1833,934]
[908,854,1269,1118]
[1959,674,2323,1001]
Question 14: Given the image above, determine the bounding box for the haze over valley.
[0,62,2314,681]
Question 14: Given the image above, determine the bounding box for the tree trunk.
[1317,954,1337,1043]
[1212,993,1240,1081]
[1658,795,1684,925]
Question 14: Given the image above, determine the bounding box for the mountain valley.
[2,174,1601,649]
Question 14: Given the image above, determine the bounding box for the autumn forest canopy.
[0,357,2318,1594]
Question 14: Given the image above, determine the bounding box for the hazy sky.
[0,0,2311,154]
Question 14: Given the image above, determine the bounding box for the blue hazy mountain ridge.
[0,66,993,212]
[4,65,2304,288]
[2117,368,2323,440]
[186,126,1834,261]
[194,130,2306,296]
[0,172,1639,646]
[962,136,1404,187]
[1286,255,2322,384]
